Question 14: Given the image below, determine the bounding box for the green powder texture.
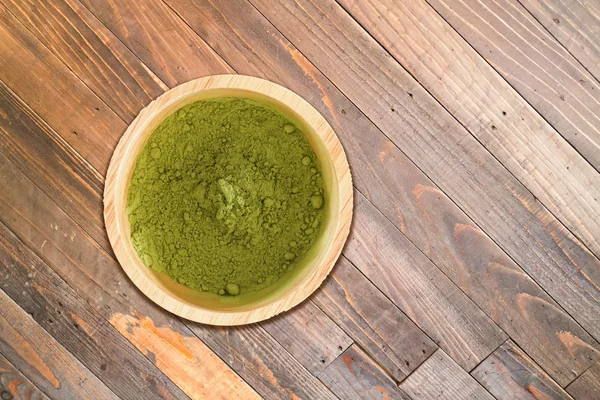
[127,98,325,296]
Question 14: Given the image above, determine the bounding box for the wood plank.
[0,0,352,375]
[262,299,354,375]
[0,156,259,400]
[318,345,410,400]
[472,340,573,399]
[0,290,118,400]
[0,354,47,400]
[2,0,166,122]
[312,256,437,381]
[400,350,495,400]
[164,0,507,371]
[78,0,234,86]
[0,80,109,252]
[346,191,507,370]
[568,362,600,400]
[425,0,600,172]
[518,0,600,82]
[336,0,600,261]
[0,2,121,175]
[245,0,600,351]
[0,122,330,400]
[0,221,189,399]
[189,324,338,400]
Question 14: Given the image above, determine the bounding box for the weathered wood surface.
[318,345,410,400]
[0,3,120,175]
[312,256,437,381]
[346,192,507,370]
[0,0,354,380]
[79,0,234,86]
[0,354,48,400]
[262,300,353,375]
[248,0,600,353]
[2,0,166,122]
[568,362,600,400]
[336,0,600,264]
[1,0,599,397]
[400,350,495,400]
[472,340,573,399]
[0,290,118,399]
[0,221,190,399]
[426,0,600,174]
[518,0,600,82]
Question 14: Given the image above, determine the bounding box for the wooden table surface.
[0,0,599,399]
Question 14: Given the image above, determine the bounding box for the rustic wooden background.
[0,0,599,399]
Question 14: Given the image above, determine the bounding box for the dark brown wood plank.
[318,345,410,400]
[0,0,353,375]
[163,0,508,372]
[336,0,600,261]
[0,290,118,399]
[0,3,121,175]
[0,354,47,400]
[425,0,600,172]
[312,256,437,381]
[2,0,166,122]
[400,350,495,400]
[518,0,600,82]
[0,80,108,251]
[568,362,600,400]
[345,192,507,370]
[472,340,572,399]
[189,324,338,400]
[0,221,190,400]
[0,154,260,400]
[262,299,353,375]
[245,0,600,352]
[79,0,234,86]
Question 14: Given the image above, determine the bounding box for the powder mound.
[127,98,325,296]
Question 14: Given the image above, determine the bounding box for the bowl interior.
[118,88,341,313]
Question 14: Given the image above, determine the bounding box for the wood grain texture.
[400,350,495,400]
[247,0,600,349]
[0,3,121,175]
[425,0,600,173]
[0,290,118,400]
[2,0,166,122]
[160,0,600,386]
[518,0,600,82]
[0,81,107,250]
[337,0,600,263]
[262,300,353,375]
[0,354,47,400]
[345,191,507,370]
[0,119,334,399]
[0,153,260,400]
[312,256,437,381]
[318,345,410,400]
[190,323,338,400]
[567,362,600,400]
[472,340,573,399]
[79,0,234,86]
[0,221,189,400]
[0,1,355,374]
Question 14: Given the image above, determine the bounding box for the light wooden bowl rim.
[104,74,353,325]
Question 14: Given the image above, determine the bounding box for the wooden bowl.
[104,75,352,325]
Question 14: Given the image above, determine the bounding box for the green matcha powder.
[127,98,325,296]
